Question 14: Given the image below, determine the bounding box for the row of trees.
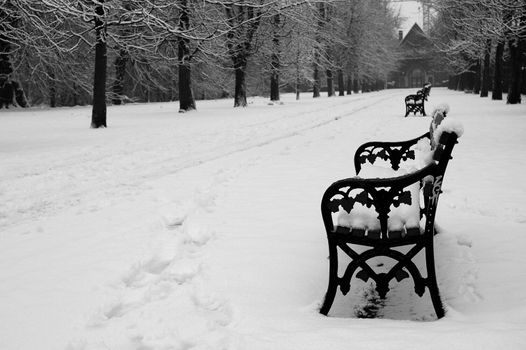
[430,0,526,104]
[0,0,402,127]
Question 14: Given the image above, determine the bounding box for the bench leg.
[405,104,413,117]
[320,239,445,319]
[320,242,338,315]
[425,239,445,319]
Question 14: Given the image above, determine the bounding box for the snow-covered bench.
[404,91,426,117]
[319,106,462,319]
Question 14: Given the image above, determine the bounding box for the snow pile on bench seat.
[336,166,421,233]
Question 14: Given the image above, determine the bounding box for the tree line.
[430,0,526,104]
[0,0,403,127]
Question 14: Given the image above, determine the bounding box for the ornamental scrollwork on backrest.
[358,146,416,171]
[326,188,371,214]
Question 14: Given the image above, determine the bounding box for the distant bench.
[319,105,462,319]
[404,83,432,117]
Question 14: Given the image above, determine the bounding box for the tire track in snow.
[1,91,401,231]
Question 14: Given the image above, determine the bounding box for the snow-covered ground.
[1,88,525,350]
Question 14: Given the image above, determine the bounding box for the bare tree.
[269,13,281,102]
[432,0,525,103]
[91,0,107,128]
[223,1,264,107]
[480,39,491,97]
[493,39,504,100]
[505,0,525,104]
[333,1,400,92]
[177,0,196,111]
[312,2,325,98]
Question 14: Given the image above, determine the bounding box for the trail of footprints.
[99,215,215,319]
[77,171,239,349]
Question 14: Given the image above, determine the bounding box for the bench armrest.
[354,132,430,173]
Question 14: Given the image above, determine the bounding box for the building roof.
[400,23,429,47]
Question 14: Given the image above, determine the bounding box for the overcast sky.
[390,0,423,36]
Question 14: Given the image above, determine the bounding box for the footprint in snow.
[191,285,234,328]
[87,291,144,326]
[103,300,136,319]
[160,205,189,229]
[122,256,171,286]
[168,258,201,284]
[182,219,215,246]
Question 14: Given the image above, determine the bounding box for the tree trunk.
[313,3,324,99]
[448,75,456,90]
[91,1,107,128]
[457,73,464,91]
[492,40,504,100]
[313,61,320,98]
[462,67,476,92]
[270,14,280,102]
[73,84,80,106]
[178,0,195,112]
[294,37,301,101]
[178,55,195,110]
[295,81,300,100]
[473,63,481,94]
[270,55,279,101]
[507,38,522,104]
[480,39,491,97]
[234,59,247,107]
[362,80,369,92]
[12,80,27,107]
[346,75,352,95]
[353,75,360,93]
[112,49,127,105]
[295,62,300,100]
[326,69,334,96]
[49,71,56,107]
[337,69,345,96]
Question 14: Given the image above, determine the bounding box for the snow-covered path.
[1,89,525,349]
[1,91,400,230]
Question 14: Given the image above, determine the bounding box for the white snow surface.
[1,88,525,349]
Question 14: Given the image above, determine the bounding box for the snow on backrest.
[434,117,464,144]
[429,104,450,149]
[416,104,464,169]
[337,166,421,232]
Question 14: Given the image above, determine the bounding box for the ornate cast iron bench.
[319,108,461,319]
[404,91,426,117]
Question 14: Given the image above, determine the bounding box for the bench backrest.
[323,107,461,240]
[405,93,424,103]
